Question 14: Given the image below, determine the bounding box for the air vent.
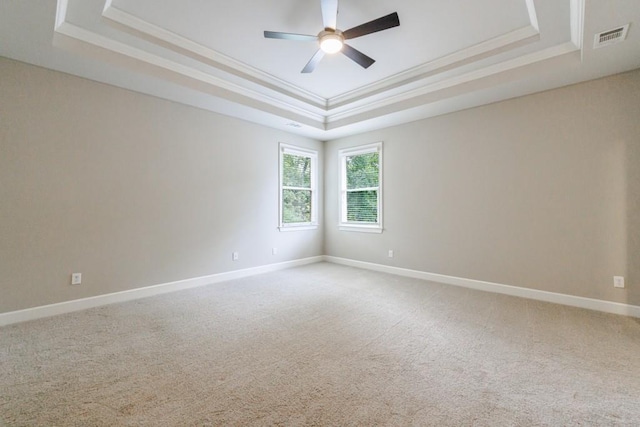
[594,24,629,48]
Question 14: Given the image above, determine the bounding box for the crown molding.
[329,0,542,108]
[102,1,327,109]
[570,0,586,61]
[55,0,69,29]
[100,1,543,117]
[525,0,540,32]
[52,0,584,133]
[328,25,540,108]
[325,41,579,126]
[54,21,327,126]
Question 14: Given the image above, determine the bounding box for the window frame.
[279,143,318,231]
[338,142,383,233]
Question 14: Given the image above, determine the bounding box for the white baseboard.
[4,255,637,326]
[323,256,640,318]
[0,256,323,326]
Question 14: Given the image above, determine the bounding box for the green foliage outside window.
[346,152,379,223]
[283,189,311,223]
[282,153,312,223]
[347,190,378,222]
[283,153,311,188]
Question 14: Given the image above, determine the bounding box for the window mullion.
[283,186,311,191]
[346,187,378,192]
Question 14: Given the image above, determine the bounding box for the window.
[339,142,383,233]
[279,144,318,231]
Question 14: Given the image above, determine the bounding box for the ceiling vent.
[594,24,630,48]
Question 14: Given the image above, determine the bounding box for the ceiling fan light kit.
[264,0,400,73]
[319,31,344,54]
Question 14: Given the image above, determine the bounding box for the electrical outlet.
[614,276,625,288]
[272,247,278,255]
[71,273,82,285]
[388,250,394,258]
[232,252,239,261]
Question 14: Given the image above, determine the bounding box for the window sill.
[339,225,383,234]
[279,225,318,232]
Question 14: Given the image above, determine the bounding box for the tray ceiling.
[1,0,639,139]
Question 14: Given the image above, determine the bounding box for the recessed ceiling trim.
[53,21,327,125]
[43,0,600,137]
[53,11,577,131]
[525,0,539,32]
[327,25,540,109]
[100,0,543,116]
[55,0,69,29]
[329,0,542,109]
[325,42,580,125]
[570,0,586,52]
[101,2,327,109]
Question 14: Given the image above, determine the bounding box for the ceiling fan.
[264,0,400,73]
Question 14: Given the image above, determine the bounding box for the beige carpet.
[1,262,640,426]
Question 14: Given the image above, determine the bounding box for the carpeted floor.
[1,262,640,426]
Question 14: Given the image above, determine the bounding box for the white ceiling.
[1,0,639,140]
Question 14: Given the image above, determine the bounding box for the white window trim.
[279,143,318,231]
[338,142,383,233]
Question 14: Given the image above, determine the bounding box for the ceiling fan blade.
[321,0,339,30]
[302,49,326,73]
[264,31,317,42]
[341,44,375,69]
[343,12,400,40]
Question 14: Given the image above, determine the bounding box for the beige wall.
[325,69,640,306]
[0,58,323,313]
[2,56,639,314]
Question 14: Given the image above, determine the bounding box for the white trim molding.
[50,0,584,135]
[327,25,540,109]
[53,21,326,126]
[570,0,586,50]
[101,2,326,109]
[323,256,640,319]
[325,42,579,127]
[279,143,319,231]
[338,142,384,233]
[3,255,636,326]
[0,256,323,327]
